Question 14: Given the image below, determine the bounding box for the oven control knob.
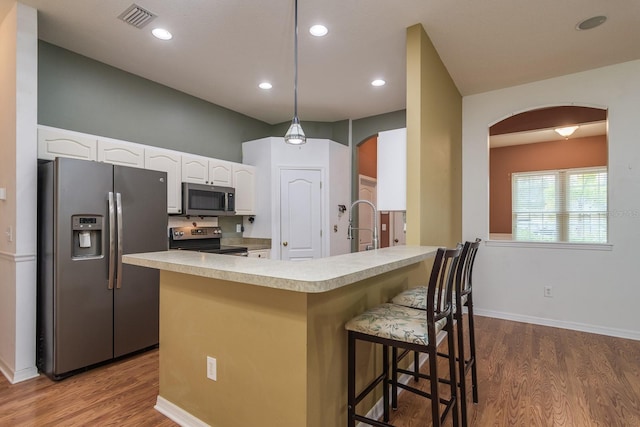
[179,231,184,236]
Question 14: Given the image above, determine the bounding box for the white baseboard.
[474,309,640,341]
[0,356,39,384]
[155,396,210,427]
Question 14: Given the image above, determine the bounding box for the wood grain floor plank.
[1,316,640,426]
[0,349,175,427]
[388,316,640,427]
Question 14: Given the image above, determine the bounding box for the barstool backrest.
[427,246,462,326]
[457,238,481,298]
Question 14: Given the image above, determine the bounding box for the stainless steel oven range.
[169,226,248,256]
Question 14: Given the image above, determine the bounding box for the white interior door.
[358,175,377,251]
[390,211,406,246]
[280,169,322,261]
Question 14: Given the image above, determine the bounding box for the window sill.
[485,238,613,251]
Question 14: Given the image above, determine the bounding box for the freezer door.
[113,165,167,357]
[53,158,115,375]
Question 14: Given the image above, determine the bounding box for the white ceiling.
[12,0,640,124]
[490,121,607,148]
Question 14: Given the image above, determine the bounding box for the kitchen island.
[123,246,438,427]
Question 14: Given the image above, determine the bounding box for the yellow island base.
[123,246,438,427]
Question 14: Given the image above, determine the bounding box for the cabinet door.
[38,126,97,161]
[377,128,407,211]
[146,149,182,214]
[98,139,145,168]
[209,159,233,186]
[181,155,209,184]
[233,164,256,215]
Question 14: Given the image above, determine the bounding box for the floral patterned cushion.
[345,303,447,346]
[390,286,467,312]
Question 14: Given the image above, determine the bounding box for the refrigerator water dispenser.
[71,215,103,259]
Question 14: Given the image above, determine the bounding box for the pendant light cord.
[293,0,299,119]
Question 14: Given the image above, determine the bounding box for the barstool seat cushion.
[345,303,447,346]
[391,286,467,311]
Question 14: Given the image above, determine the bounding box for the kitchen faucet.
[347,200,379,250]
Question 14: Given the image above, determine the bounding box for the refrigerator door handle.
[116,192,124,289]
[108,192,115,290]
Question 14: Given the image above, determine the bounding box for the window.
[512,167,607,243]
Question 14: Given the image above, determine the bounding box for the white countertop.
[123,245,438,293]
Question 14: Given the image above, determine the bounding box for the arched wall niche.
[488,104,608,242]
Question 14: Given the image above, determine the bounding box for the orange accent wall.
[490,135,607,233]
[358,136,377,178]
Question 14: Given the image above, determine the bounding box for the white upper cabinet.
[97,138,145,168]
[377,128,407,211]
[232,164,256,215]
[37,126,260,217]
[145,148,183,214]
[209,159,233,187]
[38,126,97,161]
[181,154,209,184]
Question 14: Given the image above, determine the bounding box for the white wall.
[329,142,351,256]
[242,137,351,258]
[0,1,39,383]
[463,60,640,339]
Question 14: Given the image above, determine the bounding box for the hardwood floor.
[0,349,175,427]
[388,316,640,427]
[1,317,639,426]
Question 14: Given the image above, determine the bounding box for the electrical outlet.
[207,356,217,381]
[544,286,553,298]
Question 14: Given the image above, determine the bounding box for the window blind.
[512,167,607,243]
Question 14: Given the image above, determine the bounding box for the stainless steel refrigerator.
[37,157,167,380]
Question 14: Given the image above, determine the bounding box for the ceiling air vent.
[118,4,157,29]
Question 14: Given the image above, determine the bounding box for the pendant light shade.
[285,0,306,145]
[285,116,306,145]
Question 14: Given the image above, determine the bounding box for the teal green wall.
[271,119,349,145]
[38,42,351,160]
[352,109,406,146]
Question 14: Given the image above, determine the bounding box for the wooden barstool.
[390,239,481,427]
[345,246,461,427]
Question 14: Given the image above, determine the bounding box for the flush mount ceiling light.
[152,28,172,40]
[259,82,273,90]
[309,24,328,37]
[284,0,306,145]
[555,125,579,138]
[576,15,607,30]
[371,79,386,87]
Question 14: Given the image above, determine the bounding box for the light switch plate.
[0,188,6,200]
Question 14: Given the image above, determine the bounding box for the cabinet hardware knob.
[283,241,288,246]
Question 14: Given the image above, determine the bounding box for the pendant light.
[284,0,306,145]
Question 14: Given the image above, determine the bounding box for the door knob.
[394,239,399,243]
[283,241,288,246]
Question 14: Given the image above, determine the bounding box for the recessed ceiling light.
[576,16,607,31]
[259,82,273,90]
[152,28,172,40]
[371,79,386,87]
[309,24,328,37]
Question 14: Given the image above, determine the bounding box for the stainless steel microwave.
[181,183,235,216]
